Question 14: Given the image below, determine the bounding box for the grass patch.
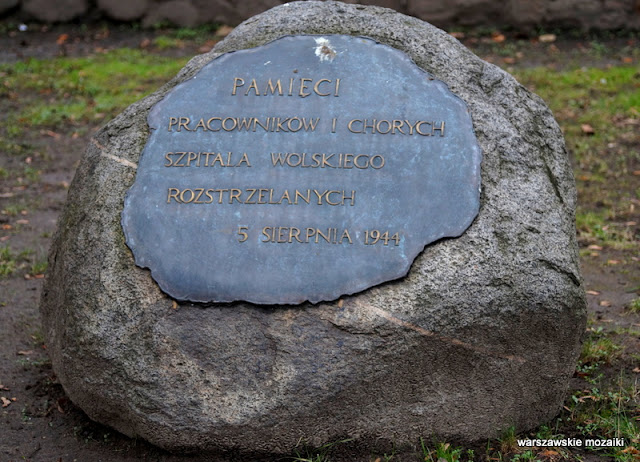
[513,64,640,252]
[626,298,640,313]
[29,258,48,276]
[579,326,623,368]
[153,35,184,49]
[291,438,353,462]
[1,204,24,217]
[0,49,189,137]
[581,336,622,365]
[421,440,465,462]
[0,246,33,277]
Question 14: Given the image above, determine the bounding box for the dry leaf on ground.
[581,123,595,134]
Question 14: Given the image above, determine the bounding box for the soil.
[0,23,638,462]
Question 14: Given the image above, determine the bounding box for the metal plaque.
[121,35,482,304]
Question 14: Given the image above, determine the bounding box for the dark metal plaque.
[121,35,482,304]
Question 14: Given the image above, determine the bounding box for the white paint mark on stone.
[92,139,137,169]
[314,37,336,62]
[102,153,138,169]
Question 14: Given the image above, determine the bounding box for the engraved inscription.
[121,35,482,304]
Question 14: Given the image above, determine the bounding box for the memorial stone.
[121,34,482,304]
[41,1,586,456]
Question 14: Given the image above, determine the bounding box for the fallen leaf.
[491,33,506,43]
[1,397,10,407]
[0,236,9,242]
[599,300,612,307]
[0,193,14,198]
[633,367,640,373]
[337,299,344,308]
[198,39,217,53]
[581,123,595,135]
[34,274,45,279]
[625,221,637,226]
[607,260,620,265]
[216,25,234,37]
[19,210,27,216]
[503,57,516,64]
[15,219,29,225]
[622,56,633,63]
[540,449,559,457]
[0,384,8,391]
[539,33,557,43]
[140,38,151,49]
[633,170,640,176]
[449,31,465,39]
[171,300,178,309]
[586,290,600,295]
[17,350,34,355]
[56,33,69,45]
[1,224,12,230]
[42,130,61,139]
[588,245,603,250]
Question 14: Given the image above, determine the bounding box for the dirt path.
[0,23,638,462]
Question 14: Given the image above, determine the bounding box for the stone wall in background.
[0,0,639,30]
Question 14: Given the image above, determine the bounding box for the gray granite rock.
[97,0,148,21]
[142,0,200,27]
[41,1,586,456]
[22,0,87,22]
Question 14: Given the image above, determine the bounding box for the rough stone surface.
[7,0,640,29]
[41,1,587,456]
[142,0,200,27]
[404,0,640,30]
[22,0,87,22]
[97,0,149,21]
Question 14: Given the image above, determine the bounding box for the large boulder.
[41,0,586,456]
[22,0,87,22]
[97,0,149,21]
